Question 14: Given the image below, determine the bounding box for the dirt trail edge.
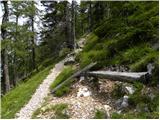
[16,60,65,119]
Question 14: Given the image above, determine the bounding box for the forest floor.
[16,60,65,118]
[32,79,118,119]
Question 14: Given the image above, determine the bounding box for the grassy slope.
[50,66,75,97]
[1,64,55,119]
[78,2,158,78]
[76,2,158,119]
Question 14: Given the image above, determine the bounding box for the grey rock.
[79,76,85,82]
[121,95,129,108]
[104,105,112,118]
[115,98,123,110]
[147,63,155,75]
[125,86,135,95]
[116,95,129,110]
[64,56,75,65]
[136,104,149,113]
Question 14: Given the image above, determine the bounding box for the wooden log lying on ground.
[86,71,150,83]
[51,62,97,94]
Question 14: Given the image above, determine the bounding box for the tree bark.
[31,16,36,70]
[1,1,10,93]
[30,1,36,70]
[88,1,92,32]
[71,0,76,49]
[86,71,150,84]
[13,14,19,86]
[65,2,71,49]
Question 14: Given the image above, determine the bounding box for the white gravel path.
[16,60,64,119]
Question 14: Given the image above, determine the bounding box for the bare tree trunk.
[13,14,19,86]
[1,1,10,93]
[107,2,110,19]
[30,1,36,71]
[88,1,92,32]
[65,1,71,49]
[71,0,76,50]
[31,15,36,70]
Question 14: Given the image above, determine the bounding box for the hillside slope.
[77,2,158,85]
[1,1,158,119]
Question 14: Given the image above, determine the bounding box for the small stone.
[125,86,135,95]
[64,56,75,65]
[104,105,112,118]
[147,63,155,75]
[117,110,122,114]
[79,76,85,82]
[115,98,123,110]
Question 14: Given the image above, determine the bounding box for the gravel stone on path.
[16,61,64,119]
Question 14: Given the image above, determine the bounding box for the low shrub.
[121,44,154,64]
[32,103,69,119]
[80,50,108,68]
[94,109,106,119]
[111,83,125,99]
[83,33,99,52]
[52,103,69,119]
[59,48,70,58]
[130,51,158,71]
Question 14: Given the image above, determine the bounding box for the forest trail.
[16,37,86,119]
[16,61,65,119]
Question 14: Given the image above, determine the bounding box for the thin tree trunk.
[13,15,19,86]
[107,2,110,19]
[88,1,92,32]
[1,1,10,93]
[71,0,76,49]
[31,16,36,70]
[65,2,71,49]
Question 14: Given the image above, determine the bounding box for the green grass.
[111,110,159,119]
[1,64,55,119]
[50,66,75,97]
[93,109,106,119]
[111,82,159,119]
[78,1,158,71]
[130,51,158,72]
[32,103,69,119]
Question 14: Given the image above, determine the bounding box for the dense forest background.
[1,1,159,119]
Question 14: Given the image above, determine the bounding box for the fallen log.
[86,71,150,83]
[51,62,97,93]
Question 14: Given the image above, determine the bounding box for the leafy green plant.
[59,48,70,58]
[94,109,106,119]
[53,103,69,119]
[83,33,99,52]
[130,51,158,71]
[111,83,125,99]
[32,103,69,119]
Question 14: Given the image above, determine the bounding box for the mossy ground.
[50,66,76,97]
